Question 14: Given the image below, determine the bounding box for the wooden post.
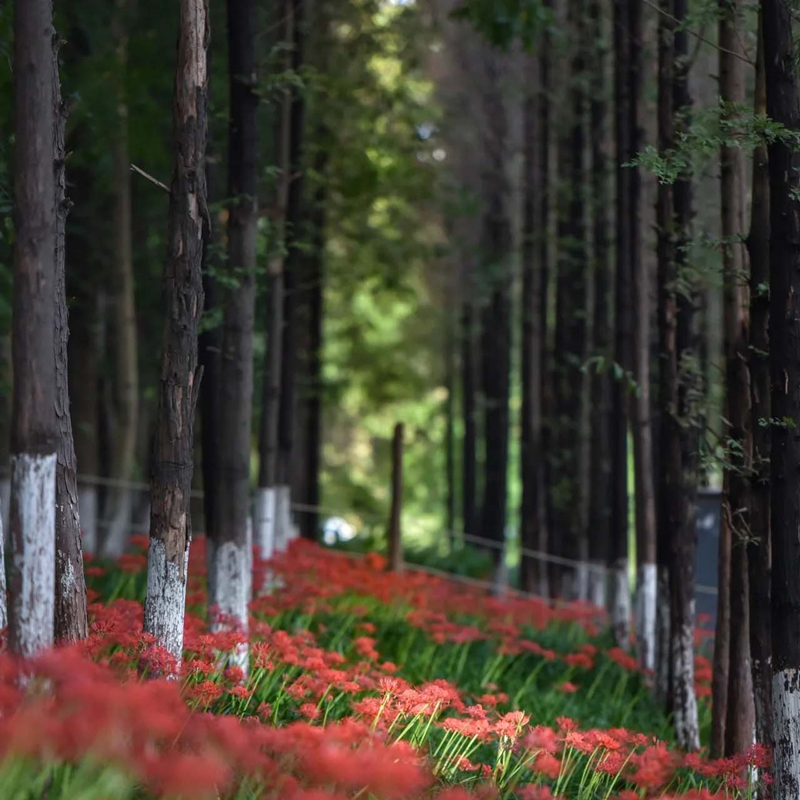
[388,423,404,572]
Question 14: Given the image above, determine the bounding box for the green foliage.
[450,0,551,51]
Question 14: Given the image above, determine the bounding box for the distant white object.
[322,516,355,546]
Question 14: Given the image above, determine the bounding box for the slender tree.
[143,0,208,663]
[764,0,800,787]
[103,0,140,558]
[747,13,771,748]
[9,0,58,658]
[610,0,633,643]
[208,0,258,641]
[461,290,478,538]
[587,0,611,609]
[521,52,548,595]
[53,30,88,642]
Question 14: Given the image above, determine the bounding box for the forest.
[1,0,799,797]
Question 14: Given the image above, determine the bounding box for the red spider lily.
[531,751,562,779]
[606,648,639,672]
[556,682,579,693]
[564,653,594,670]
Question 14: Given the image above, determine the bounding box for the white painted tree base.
[636,563,657,672]
[655,567,671,703]
[143,537,188,668]
[0,477,9,537]
[575,561,590,602]
[588,561,606,608]
[78,485,98,555]
[610,560,631,647]
[770,670,800,800]
[672,599,699,751]
[0,498,7,631]
[208,540,249,674]
[10,453,57,657]
[253,486,276,561]
[102,490,133,558]
[274,485,292,553]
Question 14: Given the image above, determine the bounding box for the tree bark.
[208,0,258,643]
[53,31,88,643]
[669,0,700,749]
[520,53,548,596]
[479,49,512,568]
[143,0,208,665]
[388,423,403,573]
[764,0,800,788]
[747,11,772,749]
[9,0,58,658]
[553,0,589,599]
[103,0,140,559]
[587,0,611,610]
[718,0,755,757]
[461,298,477,538]
[610,0,632,644]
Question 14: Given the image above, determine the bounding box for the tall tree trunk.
[445,310,456,545]
[277,0,308,550]
[143,0,208,665]
[747,12,772,749]
[587,0,611,610]
[461,298,477,538]
[718,0,755,756]
[256,0,292,562]
[209,0,258,644]
[610,0,633,644]
[628,0,656,671]
[53,32,88,643]
[554,0,589,599]
[764,0,800,788]
[669,0,700,749]
[9,0,58,658]
[103,0,140,558]
[479,49,512,568]
[521,53,548,595]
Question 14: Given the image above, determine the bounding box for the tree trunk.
[747,12,772,749]
[445,311,456,546]
[587,0,611,610]
[764,0,800,788]
[461,299,477,538]
[553,0,589,599]
[479,49,512,570]
[52,32,88,643]
[610,0,632,644]
[0,334,11,534]
[718,0,755,756]
[625,0,656,670]
[143,0,208,665]
[9,0,58,658]
[277,0,307,550]
[669,0,700,749]
[520,53,548,596]
[208,0,258,643]
[388,423,403,573]
[103,0,140,559]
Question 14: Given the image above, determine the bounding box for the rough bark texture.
[53,33,88,643]
[711,481,732,756]
[655,0,675,712]
[587,0,611,609]
[461,298,477,538]
[388,423,403,573]
[669,0,700,749]
[520,54,548,595]
[610,0,632,644]
[479,49,512,564]
[9,0,58,658]
[210,0,258,634]
[143,0,208,664]
[747,14,772,749]
[764,0,800,789]
[104,0,140,558]
[630,0,656,670]
[553,0,588,597]
[719,0,755,756]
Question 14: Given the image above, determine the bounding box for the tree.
[102,0,140,559]
[207,0,258,642]
[764,0,800,786]
[9,0,58,657]
[610,0,633,645]
[747,12,771,749]
[587,0,611,609]
[53,30,88,642]
[718,0,755,756]
[143,0,208,663]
